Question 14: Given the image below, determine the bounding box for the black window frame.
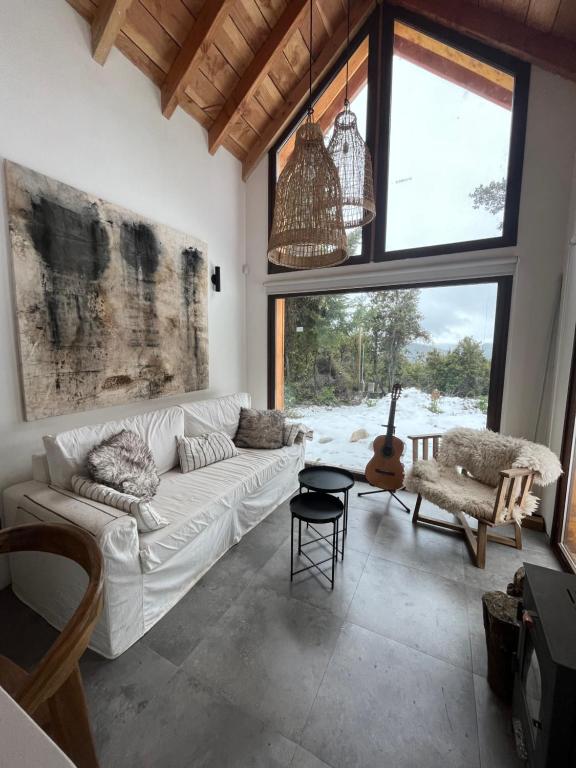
[267,275,513,439]
[268,5,530,273]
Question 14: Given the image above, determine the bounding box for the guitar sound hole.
[383,447,393,457]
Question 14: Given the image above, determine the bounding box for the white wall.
[246,66,576,528]
[0,0,246,562]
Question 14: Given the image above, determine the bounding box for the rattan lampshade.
[268,120,348,270]
[328,104,376,229]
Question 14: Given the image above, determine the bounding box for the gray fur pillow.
[234,408,284,449]
[86,430,160,499]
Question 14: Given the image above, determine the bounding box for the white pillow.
[71,474,168,533]
[176,432,238,473]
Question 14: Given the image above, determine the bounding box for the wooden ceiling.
[66,0,576,180]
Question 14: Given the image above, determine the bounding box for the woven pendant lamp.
[267,1,348,270]
[268,118,348,269]
[327,0,375,229]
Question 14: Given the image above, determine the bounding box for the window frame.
[267,275,513,440]
[268,12,380,274]
[267,5,530,272]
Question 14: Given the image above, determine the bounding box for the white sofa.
[2,393,304,658]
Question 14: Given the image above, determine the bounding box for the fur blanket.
[405,428,562,524]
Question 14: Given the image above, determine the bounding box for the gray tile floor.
[0,484,562,767]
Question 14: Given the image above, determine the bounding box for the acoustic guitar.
[365,383,405,491]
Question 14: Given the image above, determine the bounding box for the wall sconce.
[211,266,221,292]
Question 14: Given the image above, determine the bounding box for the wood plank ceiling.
[66,0,576,180]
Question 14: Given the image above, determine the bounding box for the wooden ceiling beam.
[390,0,576,81]
[161,0,235,119]
[92,0,134,65]
[208,0,310,155]
[242,0,376,180]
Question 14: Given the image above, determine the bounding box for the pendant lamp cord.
[307,0,313,120]
[345,0,350,108]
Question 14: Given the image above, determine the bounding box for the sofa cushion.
[44,406,184,490]
[177,432,238,473]
[138,445,300,572]
[179,393,251,438]
[234,408,284,449]
[87,430,160,498]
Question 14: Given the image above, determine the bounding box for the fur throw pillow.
[87,430,160,499]
[234,408,284,449]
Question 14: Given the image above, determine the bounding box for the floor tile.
[291,746,333,768]
[371,514,466,582]
[184,584,343,739]
[461,538,561,592]
[0,587,59,669]
[301,622,479,768]
[98,669,297,768]
[251,537,368,619]
[474,674,524,768]
[142,519,289,665]
[347,555,472,670]
[80,642,177,757]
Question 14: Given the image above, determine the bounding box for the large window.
[269,279,511,474]
[269,7,529,271]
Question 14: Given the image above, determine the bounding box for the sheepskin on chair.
[405,428,562,525]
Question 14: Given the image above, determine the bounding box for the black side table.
[290,492,344,590]
[298,466,355,533]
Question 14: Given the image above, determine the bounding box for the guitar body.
[365,435,405,491]
[364,383,405,491]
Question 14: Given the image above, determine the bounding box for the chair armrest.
[499,467,534,479]
[407,434,443,462]
[493,468,536,524]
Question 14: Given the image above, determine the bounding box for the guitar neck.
[386,398,397,440]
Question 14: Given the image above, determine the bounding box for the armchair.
[405,428,562,568]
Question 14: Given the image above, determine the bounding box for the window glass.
[274,282,500,474]
[385,21,514,252]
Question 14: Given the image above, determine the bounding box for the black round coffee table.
[298,466,354,533]
[290,492,344,589]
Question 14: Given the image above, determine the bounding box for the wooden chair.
[0,523,103,768]
[406,432,542,569]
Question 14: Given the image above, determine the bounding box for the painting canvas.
[5,161,209,420]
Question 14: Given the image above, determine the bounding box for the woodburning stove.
[513,563,576,767]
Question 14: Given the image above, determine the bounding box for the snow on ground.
[289,387,486,472]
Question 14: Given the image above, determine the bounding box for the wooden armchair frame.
[408,433,536,568]
[0,523,104,767]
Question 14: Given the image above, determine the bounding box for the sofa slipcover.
[3,394,304,658]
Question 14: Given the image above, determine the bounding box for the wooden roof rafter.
[208,0,310,155]
[92,0,134,65]
[161,0,237,119]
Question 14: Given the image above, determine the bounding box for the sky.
[335,48,507,345]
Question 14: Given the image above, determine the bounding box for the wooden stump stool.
[482,591,520,703]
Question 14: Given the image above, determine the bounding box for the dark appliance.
[513,563,576,767]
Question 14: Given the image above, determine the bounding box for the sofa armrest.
[2,481,138,546]
[3,481,144,658]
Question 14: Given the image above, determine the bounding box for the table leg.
[298,517,302,555]
[331,519,336,589]
[290,514,294,582]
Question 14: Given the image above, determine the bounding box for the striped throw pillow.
[177,432,238,473]
[71,474,168,533]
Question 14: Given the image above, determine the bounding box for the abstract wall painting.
[5,161,209,420]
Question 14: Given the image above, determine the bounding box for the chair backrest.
[0,523,103,713]
[438,428,562,488]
